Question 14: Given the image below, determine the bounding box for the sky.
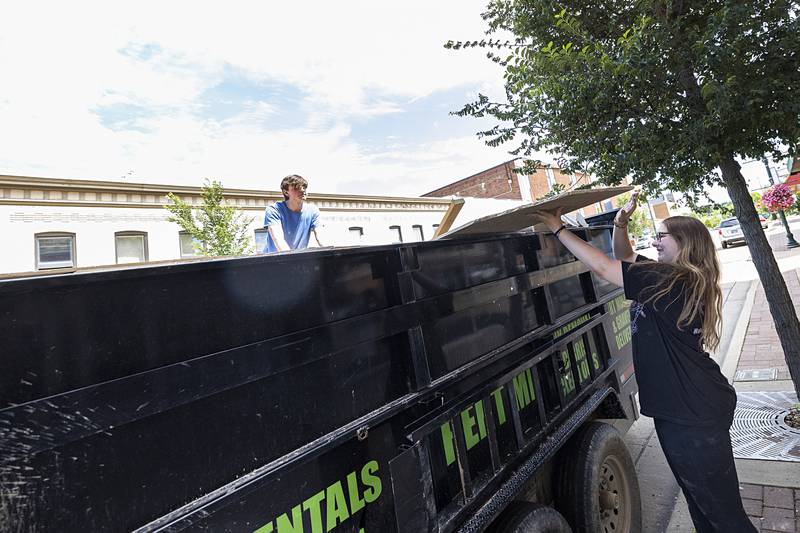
[0,2,790,201]
[0,1,528,197]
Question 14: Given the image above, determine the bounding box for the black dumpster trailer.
[0,226,640,532]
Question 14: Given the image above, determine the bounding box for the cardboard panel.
[437,186,632,239]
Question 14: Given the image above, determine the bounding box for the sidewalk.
[667,229,800,532]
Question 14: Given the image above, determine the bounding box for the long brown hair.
[635,215,722,351]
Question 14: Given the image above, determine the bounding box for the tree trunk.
[719,156,800,396]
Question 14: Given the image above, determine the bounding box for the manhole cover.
[731,391,800,462]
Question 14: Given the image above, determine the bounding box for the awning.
[784,172,800,187]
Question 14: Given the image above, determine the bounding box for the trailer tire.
[555,422,641,533]
[491,502,572,533]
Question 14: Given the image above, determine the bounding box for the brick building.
[422,159,624,217]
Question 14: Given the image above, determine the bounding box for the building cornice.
[0,174,451,211]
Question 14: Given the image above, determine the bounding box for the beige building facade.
[0,175,455,275]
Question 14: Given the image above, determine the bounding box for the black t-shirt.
[621,256,736,426]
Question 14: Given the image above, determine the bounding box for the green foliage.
[449,1,800,201]
[613,193,651,237]
[750,192,765,214]
[696,211,723,229]
[789,192,800,215]
[165,179,253,257]
[538,182,567,199]
[690,201,735,228]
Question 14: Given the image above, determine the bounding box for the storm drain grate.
[734,368,779,382]
[730,391,800,462]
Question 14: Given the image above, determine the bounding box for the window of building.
[545,168,556,189]
[35,233,76,270]
[389,225,403,243]
[412,225,424,241]
[254,228,269,253]
[115,232,148,264]
[349,226,364,243]
[179,231,202,258]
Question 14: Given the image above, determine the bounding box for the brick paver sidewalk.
[736,268,800,380]
[739,483,800,532]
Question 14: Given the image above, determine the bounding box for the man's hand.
[615,190,639,226]
[531,207,564,233]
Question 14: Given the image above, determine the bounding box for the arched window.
[389,225,403,244]
[348,226,364,243]
[35,232,76,270]
[115,231,148,264]
[179,231,203,258]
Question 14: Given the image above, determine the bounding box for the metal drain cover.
[734,368,779,381]
[731,391,800,462]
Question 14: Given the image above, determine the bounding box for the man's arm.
[267,223,291,252]
[311,227,324,247]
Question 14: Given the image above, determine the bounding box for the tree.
[448,1,800,393]
[165,179,253,257]
[750,192,765,215]
[614,193,650,237]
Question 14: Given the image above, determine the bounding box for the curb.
[720,279,758,382]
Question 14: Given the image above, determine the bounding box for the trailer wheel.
[555,422,641,533]
[491,502,572,533]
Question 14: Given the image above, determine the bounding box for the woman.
[533,192,755,533]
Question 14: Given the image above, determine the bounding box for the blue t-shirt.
[262,201,320,253]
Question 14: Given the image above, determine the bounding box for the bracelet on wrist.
[613,221,628,229]
[554,225,567,237]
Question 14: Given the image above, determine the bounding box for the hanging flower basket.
[762,183,796,212]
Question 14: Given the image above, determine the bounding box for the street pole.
[763,156,800,248]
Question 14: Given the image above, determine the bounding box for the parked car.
[759,214,769,229]
[718,217,745,249]
[634,235,652,249]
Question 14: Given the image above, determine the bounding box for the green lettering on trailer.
[252,460,382,533]
[553,313,592,338]
[490,387,506,425]
[301,491,325,533]
[441,421,457,466]
[361,461,382,503]
[346,471,366,515]
[525,369,536,402]
[591,348,601,371]
[609,295,632,350]
[254,522,274,533]
[573,339,591,384]
[461,406,481,449]
[441,367,538,466]
[276,505,303,533]
[559,350,576,395]
[512,371,532,410]
[325,482,350,531]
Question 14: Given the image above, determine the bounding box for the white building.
[0,175,460,275]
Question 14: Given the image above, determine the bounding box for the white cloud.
[0,1,514,195]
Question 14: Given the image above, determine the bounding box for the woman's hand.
[531,208,564,233]
[615,190,639,226]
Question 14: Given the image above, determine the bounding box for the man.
[263,174,323,253]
